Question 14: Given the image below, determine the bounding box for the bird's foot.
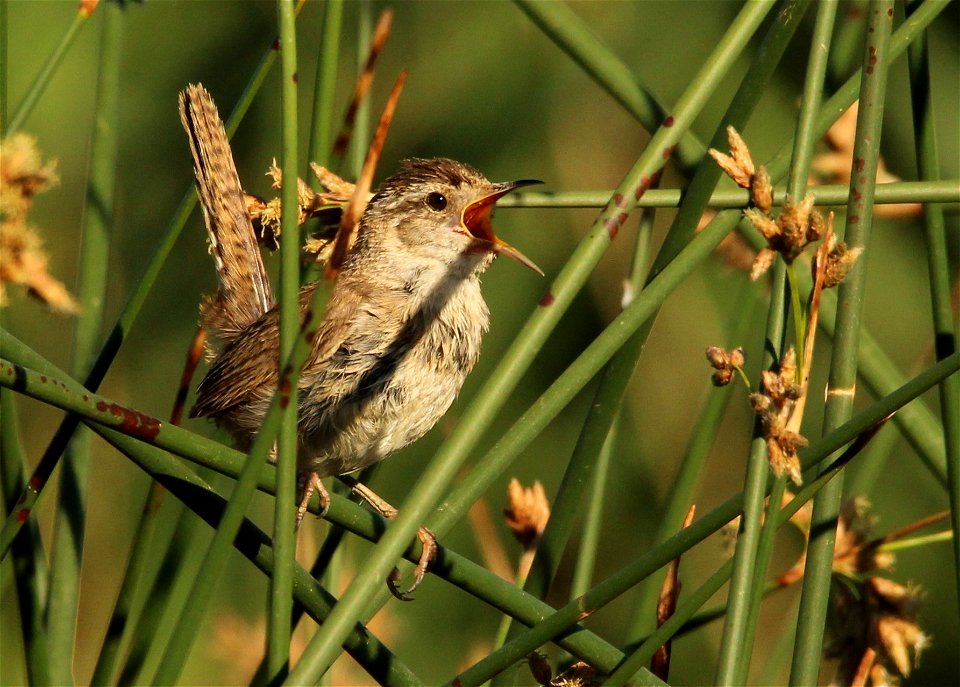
[295,471,330,529]
[387,526,437,601]
[344,477,437,600]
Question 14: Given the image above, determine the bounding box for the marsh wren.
[178,84,541,596]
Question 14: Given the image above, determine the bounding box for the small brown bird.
[178,84,541,596]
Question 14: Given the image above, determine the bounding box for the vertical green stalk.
[1,0,7,129]
[0,390,50,686]
[269,0,300,680]
[120,496,208,684]
[45,5,123,683]
[790,2,894,683]
[351,0,372,177]
[305,4,344,686]
[569,424,615,601]
[907,16,960,612]
[307,0,342,170]
[828,0,869,82]
[714,262,787,685]
[723,4,839,682]
[89,482,175,686]
[6,2,96,134]
[285,4,776,681]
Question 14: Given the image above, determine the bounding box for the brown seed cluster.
[0,134,76,312]
[748,348,806,484]
[705,345,745,387]
[820,500,929,686]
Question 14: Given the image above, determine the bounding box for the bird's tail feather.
[179,83,272,343]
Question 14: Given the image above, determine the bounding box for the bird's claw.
[295,471,330,529]
[386,526,437,601]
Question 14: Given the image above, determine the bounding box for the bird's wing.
[190,282,360,420]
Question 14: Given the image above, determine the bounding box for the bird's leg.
[296,471,330,529]
[340,476,438,601]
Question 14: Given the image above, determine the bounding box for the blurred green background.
[2,1,958,684]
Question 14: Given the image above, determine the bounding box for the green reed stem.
[5,2,96,134]
[307,0,342,170]
[499,180,960,208]
[907,11,960,615]
[89,479,172,686]
[791,2,894,682]
[119,494,203,685]
[269,0,300,680]
[715,262,789,685]
[46,5,122,682]
[0,386,49,685]
[828,0,869,82]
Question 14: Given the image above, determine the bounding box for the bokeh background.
[2,1,958,684]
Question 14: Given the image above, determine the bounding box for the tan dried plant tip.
[0,134,77,313]
[748,347,806,485]
[549,661,601,687]
[776,496,931,685]
[246,163,358,257]
[504,478,550,549]
[708,126,755,189]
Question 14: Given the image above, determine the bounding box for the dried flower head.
[749,348,805,484]
[0,134,77,312]
[709,126,755,189]
[821,238,864,289]
[828,574,929,685]
[504,478,550,549]
[550,661,601,687]
[776,496,930,685]
[749,192,828,281]
[751,165,774,214]
[705,345,745,387]
[243,162,362,258]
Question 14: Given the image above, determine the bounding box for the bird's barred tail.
[178,83,272,342]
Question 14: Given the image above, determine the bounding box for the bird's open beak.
[461,179,544,276]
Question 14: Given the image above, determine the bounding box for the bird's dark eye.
[426,192,447,211]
